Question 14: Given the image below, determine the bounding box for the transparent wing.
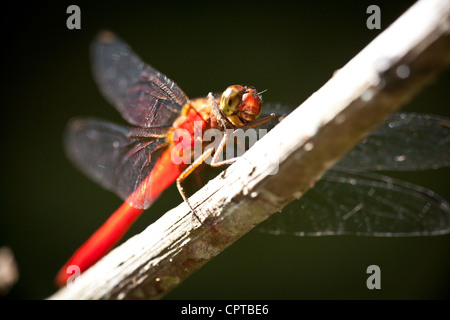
[91,31,188,127]
[336,113,450,170]
[256,110,450,236]
[262,108,450,171]
[257,168,450,237]
[65,118,169,208]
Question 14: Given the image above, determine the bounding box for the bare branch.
[49,0,450,300]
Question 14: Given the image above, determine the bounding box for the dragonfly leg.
[240,113,276,129]
[176,147,215,224]
[176,132,239,226]
[209,128,240,166]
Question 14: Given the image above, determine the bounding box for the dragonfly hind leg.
[176,147,215,225]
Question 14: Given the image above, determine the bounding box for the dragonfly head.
[220,85,263,127]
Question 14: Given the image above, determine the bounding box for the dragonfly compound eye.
[237,89,263,122]
[220,85,245,116]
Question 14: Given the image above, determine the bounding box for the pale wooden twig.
[49,0,450,300]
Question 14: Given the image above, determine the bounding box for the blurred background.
[1,0,449,299]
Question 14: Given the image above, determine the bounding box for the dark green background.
[1,0,449,299]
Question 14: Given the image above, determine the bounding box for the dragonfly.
[56,31,275,287]
[56,31,450,287]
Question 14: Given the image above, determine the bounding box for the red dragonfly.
[56,31,274,287]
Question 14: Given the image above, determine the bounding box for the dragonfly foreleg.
[240,113,276,129]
